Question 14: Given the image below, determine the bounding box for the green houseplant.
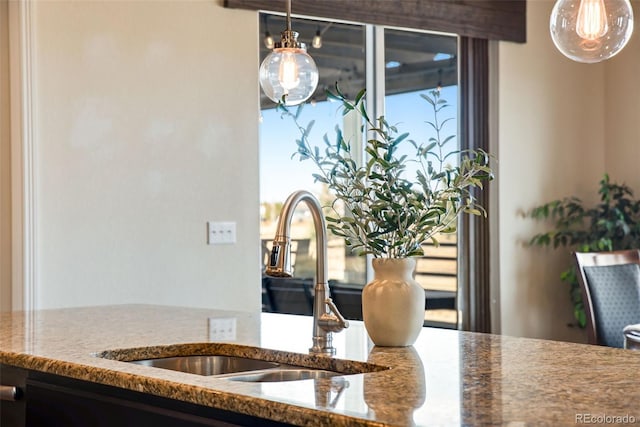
[529,174,640,327]
[276,85,493,347]
[277,85,493,259]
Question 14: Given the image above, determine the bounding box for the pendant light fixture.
[259,0,319,106]
[312,27,323,49]
[263,15,274,49]
[550,0,634,63]
[311,23,332,49]
[264,32,275,49]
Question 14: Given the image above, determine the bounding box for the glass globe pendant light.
[550,0,634,63]
[259,0,319,106]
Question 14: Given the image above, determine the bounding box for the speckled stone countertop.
[1,305,639,426]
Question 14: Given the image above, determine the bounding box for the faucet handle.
[319,298,349,332]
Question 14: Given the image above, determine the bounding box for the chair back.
[262,277,314,316]
[574,249,640,347]
[328,281,363,321]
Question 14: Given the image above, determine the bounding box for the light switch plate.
[207,221,236,245]
[208,317,237,341]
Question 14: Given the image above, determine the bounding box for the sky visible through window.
[259,85,458,204]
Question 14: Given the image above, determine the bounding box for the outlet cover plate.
[208,317,237,341]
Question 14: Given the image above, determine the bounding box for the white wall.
[497,0,608,342]
[0,0,10,312]
[29,0,261,311]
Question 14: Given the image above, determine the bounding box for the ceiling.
[259,14,458,109]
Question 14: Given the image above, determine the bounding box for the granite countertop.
[1,304,639,426]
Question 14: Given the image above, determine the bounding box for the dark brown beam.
[225,0,526,43]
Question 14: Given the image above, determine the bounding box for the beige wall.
[29,0,261,311]
[604,2,640,188]
[0,0,10,312]
[497,0,640,341]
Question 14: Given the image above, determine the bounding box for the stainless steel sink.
[130,355,280,376]
[128,355,340,382]
[97,343,390,383]
[225,368,340,382]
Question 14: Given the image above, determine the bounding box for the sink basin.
[96,343,390,382]
[130,355,280,376]
[128,356,338,382]
[226,368,340,382]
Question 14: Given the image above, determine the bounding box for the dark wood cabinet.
[1,364,292,427]
[0,364,27,427]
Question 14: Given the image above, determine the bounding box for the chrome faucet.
[265,190,349,355]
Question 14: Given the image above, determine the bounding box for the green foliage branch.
[277,85,493,258]
[529,173,640,327]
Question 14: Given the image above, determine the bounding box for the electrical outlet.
[207,221,236,245]
[208,317,237,341]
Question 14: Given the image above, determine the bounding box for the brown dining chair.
[573,249,640,348]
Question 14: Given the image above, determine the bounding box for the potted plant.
[529,174,640,328]
[278,85,493,345]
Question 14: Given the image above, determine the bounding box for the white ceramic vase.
[362,258,425,347]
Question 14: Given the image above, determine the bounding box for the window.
[383,29,459,327]
[259,15,461,328]
[259,16,367,289]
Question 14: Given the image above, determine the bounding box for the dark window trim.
[224,0,526,43]
[458,37,491,333]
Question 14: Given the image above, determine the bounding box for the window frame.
[258,16,493,333]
